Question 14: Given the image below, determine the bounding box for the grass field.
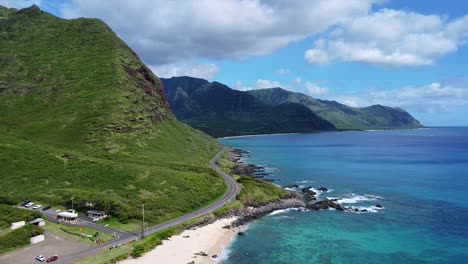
[0,6,226,226]
[42,221,113,245]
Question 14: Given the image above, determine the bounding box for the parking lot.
[0,231,91,264]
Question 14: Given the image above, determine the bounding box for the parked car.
[21,200,31,207]
[46,255,58,263]
[25,202,34,208]
[35,255,46,262]
[42,205,51,211]
[92,217,100,222]
[33,204,42,210]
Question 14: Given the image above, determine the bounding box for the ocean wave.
[346,205,385,214]
[296,180,313,184]
[215,245,232,264]
[309,187,333,197]
[328,193,382,204]
[269,207,302,216]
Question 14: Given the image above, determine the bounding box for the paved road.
[59,146,240,263]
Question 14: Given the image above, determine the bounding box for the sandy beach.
[121,217,239,264]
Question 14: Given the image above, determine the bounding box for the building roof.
[28,218,45,224]
[87,210,106,214]
[58,212,78,218]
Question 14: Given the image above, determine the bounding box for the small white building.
[30,234,45,244]
[10,221,25,230]
[28,218,46,227]
[58,211,78,224]
[87,210,107,220]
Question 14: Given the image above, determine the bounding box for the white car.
[25,202,34,208]
[32,204,42,210]
[36,255,46,262]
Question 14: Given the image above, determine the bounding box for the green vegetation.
[0,225,44,254]
[162,76,336,138]
[0,205,42,229]
[41,221,111,245]
[236,176,288,206]
[0,5,225,226]
[214,150,288,216]
[75,244,132,264]
[131,227,181,257]
[247,88,422,130]
[97,217,141,232]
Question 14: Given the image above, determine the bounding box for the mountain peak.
[17,4,42,15]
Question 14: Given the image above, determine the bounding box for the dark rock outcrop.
[283,184,300,189]
[232,198,306,227]
[306,199,344,211]
[318,186,328,192]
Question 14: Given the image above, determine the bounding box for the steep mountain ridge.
[162,76,336,137]
[247,88,422,130]
[0,5,224,224]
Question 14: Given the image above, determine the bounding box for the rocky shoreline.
[225,148,382,230]
[229,149,276,181]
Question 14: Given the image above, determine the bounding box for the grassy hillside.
[248,88,423,130]
[0,5,225,225]
[162,76,336,137]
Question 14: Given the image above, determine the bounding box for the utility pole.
[140,204,145,239]
[71,197,74,210]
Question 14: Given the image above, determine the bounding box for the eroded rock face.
[125,65,171,125]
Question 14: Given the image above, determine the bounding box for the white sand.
[121,217,238,264]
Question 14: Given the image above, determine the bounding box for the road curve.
[61,146,241,263]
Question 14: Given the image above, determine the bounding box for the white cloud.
[0,0,41,9]
[59,0,379,66]
[149,63,219,80]
[305,48,330,65]
[305,9,468,67]
[276,69,290,75]
[305,82,329,96]
[256,79,281,89]
[333,83,468,113]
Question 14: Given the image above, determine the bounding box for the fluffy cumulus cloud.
[333,82,468,113]
[0,0,41,9]
[305,9,468,67]
[305,82,329,96]
[149,63,219,80]
[59,0,378,66]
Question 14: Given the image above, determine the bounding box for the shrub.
[0,225,44,254]
[130,227,180,257]
[109,252,129,263]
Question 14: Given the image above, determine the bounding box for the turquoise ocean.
[219,128,468,264]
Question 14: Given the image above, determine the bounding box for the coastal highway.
[60,146,241,263]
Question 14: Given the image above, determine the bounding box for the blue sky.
[2,0,468,126]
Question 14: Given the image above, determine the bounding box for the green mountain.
[247,88,423,130]
[0,5,225,225]
[162,77,336,137]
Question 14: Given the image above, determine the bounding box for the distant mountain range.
[161,77,336,137]
[162,77,422,136]
[247,88,422,130]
